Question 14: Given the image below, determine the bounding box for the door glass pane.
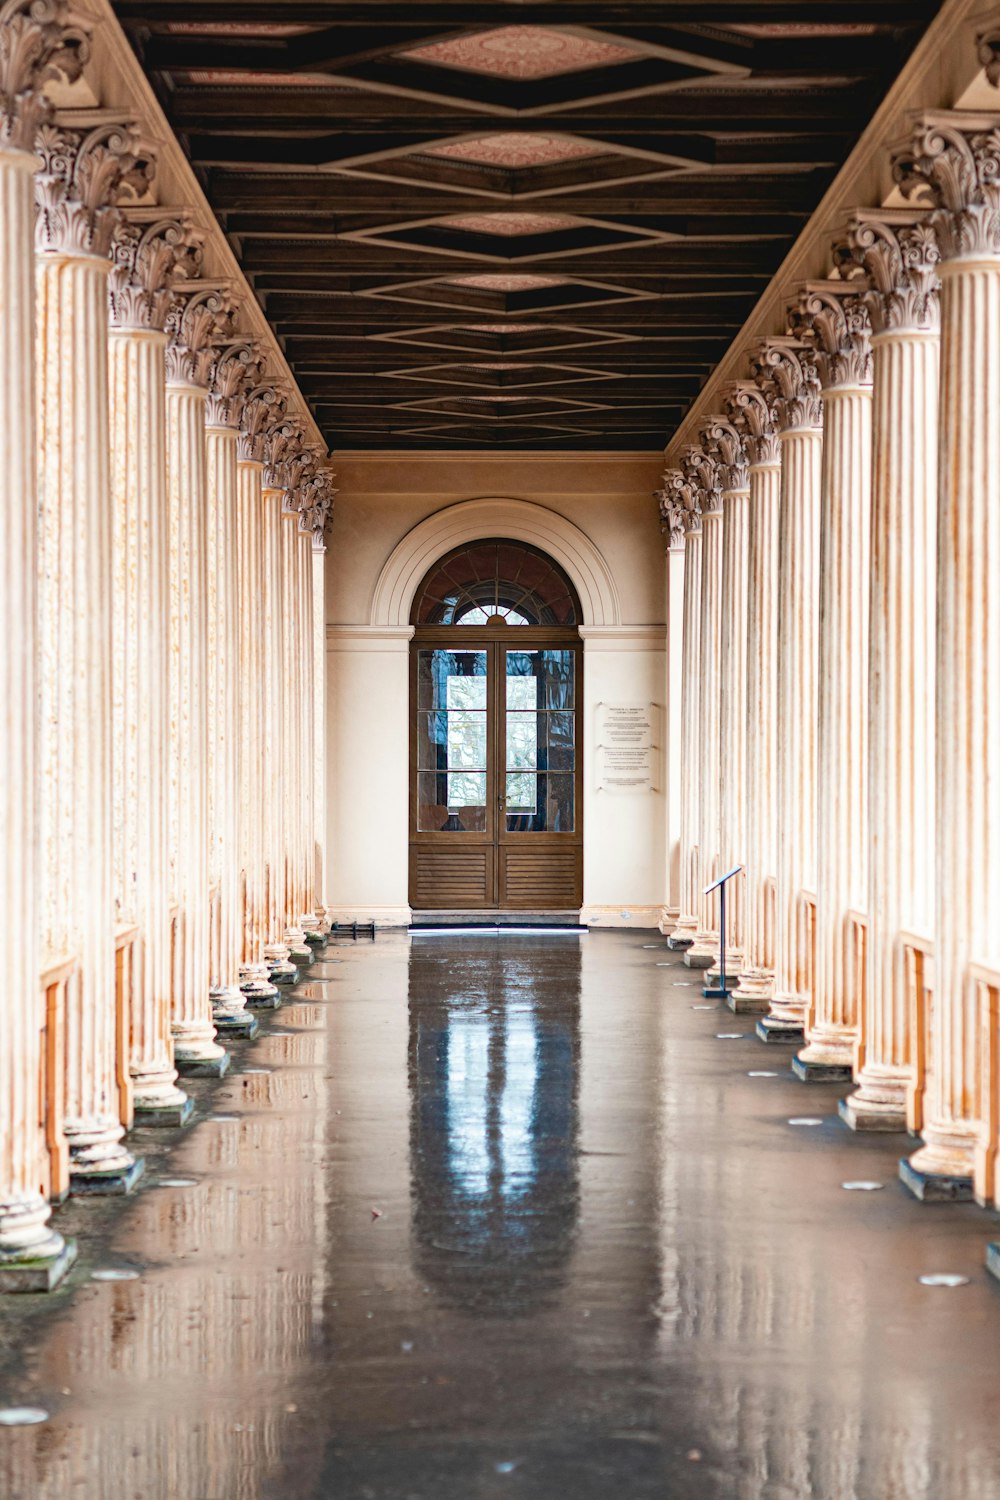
[505,650,575,833]
[417,649,488,831]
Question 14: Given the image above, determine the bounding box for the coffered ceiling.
[113,2,939,450]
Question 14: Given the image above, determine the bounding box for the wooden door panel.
[410,847,494,909]
[499,847,581,909]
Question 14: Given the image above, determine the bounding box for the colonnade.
[661,103,1000,1208]
[0,0,333,1290]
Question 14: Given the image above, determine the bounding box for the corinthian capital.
[165,283,235,388]
[727,378,779,466]
[680,443,722,516]
[238,383,285,463]
[206,339,263,428]
[700,412,749,494]
[749,336,822,433]
[789,281,873,390]
[894,111,1000,261]
[656,469,688,550]
[840,208,941,335]
[109,211,202,332]
[35,115,155,259]
[296,464,337,537]
[264,420,307,491]
[0,0,89,154]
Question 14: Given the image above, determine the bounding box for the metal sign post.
[701,865,743,999]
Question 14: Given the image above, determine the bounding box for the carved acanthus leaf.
[749,336,822,432]
[680,442,722,517]
[789,282,873,389]
[296,465,337,537]
[727,378,780,466]
[263,420,307,491]
[206,339,263,428]
[656,469,688,549]
[978,23,1000,88]
[894,112,1000,260]
[109,215,202,332]
[842,211,941,335]
[700,412,749,494]
[0,0,88,154]
[35,117,155,259]
[165,284,235,388]
[238,383,285,463]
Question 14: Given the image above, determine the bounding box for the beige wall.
[324,451,669,925]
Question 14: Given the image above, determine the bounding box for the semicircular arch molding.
[370,497,621,629]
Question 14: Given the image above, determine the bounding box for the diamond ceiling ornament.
[458,324,543,333]
[445,274,569,291]
[421,134,602,169]
[439,211,580,237]
[401,26,638,81]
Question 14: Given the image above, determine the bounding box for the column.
[658,481,687,934]
[236,384,281,1003]
[205,342,258,1036]
[260,425,299,980]
[790,285,872,1082]
[705,412,751,978]
[108,214,195,1124]
[667,477,703,949]
[0,0,81,1287]
[295,468,335,942]
[895,115,1000,1194]
[684,446,723,970]
[838,212,940,1130]
[312,527,330,932]
[280,484,311,958]
[168,290,257,1055]
[750,338,823,1043]
[729,382,781,1014]
[35,117,148,1191]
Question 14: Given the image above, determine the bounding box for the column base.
[899,1156,974,1203]
[70,1155,145,1197]
[755,1017,805,1045]
[217,1008,261,1039]
[986,1243,1000,1284]
[284,928,312,964]
[791,1056,853,1084]
[728,990,770,1015]
[666,935,694,951]
[0,1238,77,1294]
[271,966,299,988]
[133,1093,195,1129]
[838,1093,908,1133]
[684,949,715,970]
[176,1048,231,1079]
[242,985,281,1010]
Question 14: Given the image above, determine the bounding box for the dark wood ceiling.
[114,2,939,450]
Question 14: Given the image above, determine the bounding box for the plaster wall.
[324,452,668,927]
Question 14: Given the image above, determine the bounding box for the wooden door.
[409,636,582,911]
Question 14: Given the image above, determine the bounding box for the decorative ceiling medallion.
[421,134,602,169]
[400,26,638,81]
[445,274,569,291]
[438,212,580,237]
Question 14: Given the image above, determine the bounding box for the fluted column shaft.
[718,479,750,967]
[167,385,236,1061]
[312,534,328,925]
[298,525,318,922]
[799,381,871,1069]
[37,248,135,1179]
[236,458,274,990]
[911,254,1000,1180]
[280,508,308,943]
[663,536,685,929]
[845,331,938,1125]
[109,323,189,1113]
[768,425,823,1029]
[0,144,67,1267]
[686,503,723,964]
[261,486,293,971]
[734,460,781,1005]
[670,522,703,945]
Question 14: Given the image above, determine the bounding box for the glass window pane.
[506,676,537,711]
[506,771,537,813]
[417,772,486,832]
[506,715,538,770]
[540,650,575,709]
[505,773,575,833]
[417,649,487,711]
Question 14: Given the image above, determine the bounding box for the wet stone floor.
[2,930,1000,1499]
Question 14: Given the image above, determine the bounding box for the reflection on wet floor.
[2,931,1000,1499]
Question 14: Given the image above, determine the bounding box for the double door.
[409,637,582,910]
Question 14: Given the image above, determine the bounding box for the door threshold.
[410,909,586,933]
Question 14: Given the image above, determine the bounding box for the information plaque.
[595,702,659,793]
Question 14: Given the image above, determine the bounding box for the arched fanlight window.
[411,539,580,627]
